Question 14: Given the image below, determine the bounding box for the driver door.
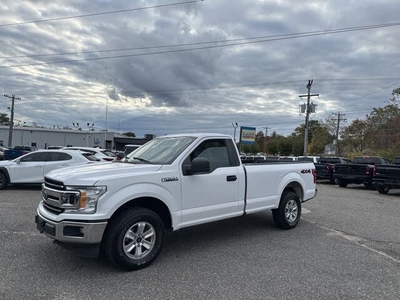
[10,152,49,183]
[180,138,242,227]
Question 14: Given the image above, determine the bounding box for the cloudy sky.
[1,0,399,139]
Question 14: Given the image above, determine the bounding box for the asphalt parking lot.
[0,183,399,300]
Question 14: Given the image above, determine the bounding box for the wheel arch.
[282,181,304,201]
[107,196,173,232]
[0,167,10,182]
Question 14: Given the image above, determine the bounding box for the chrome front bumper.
[35,211,108,244]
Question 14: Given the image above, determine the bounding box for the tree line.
[242,87,400,160]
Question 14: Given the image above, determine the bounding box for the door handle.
[34,165,43,167]
[227,175,237,182]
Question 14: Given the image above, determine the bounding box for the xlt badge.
[161,177,179,182]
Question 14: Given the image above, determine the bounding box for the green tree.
[266,139,279,155]
[364,99,400,156]
[122,132,136,137]
[341,119,368,154]
[308,125,333,155]
[0,113,9,125]
[255,131,265,153]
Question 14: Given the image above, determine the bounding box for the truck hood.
[46,162,163,186]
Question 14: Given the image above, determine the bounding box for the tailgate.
[375,165,400,178]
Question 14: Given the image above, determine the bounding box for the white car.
[62,147,116,162]
[0,149,96,189]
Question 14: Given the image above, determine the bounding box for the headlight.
[62,186,106,214]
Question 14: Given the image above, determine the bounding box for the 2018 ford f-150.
[35,133,317,270]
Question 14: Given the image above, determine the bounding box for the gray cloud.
[0,0,399,139]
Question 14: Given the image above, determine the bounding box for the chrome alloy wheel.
[123,221,156,260]
[285,199,298,223]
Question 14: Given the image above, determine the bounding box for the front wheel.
[272,191,301,230]
[377,185,389,194]
[103,207,164,271]
[337,179,348,187]
[0,172,8,190]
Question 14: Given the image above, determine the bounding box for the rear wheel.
[337,179,348,188]
[0,172,8,190]
[377,185,389,194]
[272,191,301,230]
[103,207,164,271]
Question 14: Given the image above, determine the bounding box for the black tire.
[337,179,348,188]
[272,191,301,230]
[377,185,389,194]
[103,207,164,271]
[0,172,8,190]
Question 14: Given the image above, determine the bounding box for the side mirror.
[185,157,210,175]
[15,159,21,164]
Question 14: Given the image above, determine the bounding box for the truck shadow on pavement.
[36,211,289,272]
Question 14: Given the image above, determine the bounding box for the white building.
[0,126,153,150]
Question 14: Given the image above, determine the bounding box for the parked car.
[0,149,97,189]
[298,156,320,164]
[333,156,391,188]
[46,146,64,150]
[0,146,9,160]
[314,157,351,184]
[373,156,400,194]
[62,146,116,161]
[123,144,142,157]
[36,133,317,270]
[279,156,298,161]
[3,145,37,160]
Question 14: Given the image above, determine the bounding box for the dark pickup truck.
[3,146,37,160]
[373,157,400,194]
[315,157,351,184]
[333,156,391,188]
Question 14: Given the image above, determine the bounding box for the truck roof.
[158,133,231,139]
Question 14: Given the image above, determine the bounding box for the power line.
[2,21,400,69]
[0,22,394,59]
[1,21,399,60]
[0,0,204,28]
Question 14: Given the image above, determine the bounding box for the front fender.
[96,182,179,225]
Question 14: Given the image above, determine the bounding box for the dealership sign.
[240,126,256,144]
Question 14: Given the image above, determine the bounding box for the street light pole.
[105,98,108,149]
[232,122,238,143]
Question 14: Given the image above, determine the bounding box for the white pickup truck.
[36,133,317,270]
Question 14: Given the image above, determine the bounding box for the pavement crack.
[304,219,400,264]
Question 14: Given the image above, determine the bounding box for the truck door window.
[185,139,231,172]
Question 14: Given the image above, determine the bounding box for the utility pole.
[262,126,270,136]
[332,112,346,155]
[4,94,21,147]
[262,126,270,154]
[299,80,319,156]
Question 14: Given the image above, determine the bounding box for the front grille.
[42,178,66,215]
[43,201,63,214]
[44,177,65,190]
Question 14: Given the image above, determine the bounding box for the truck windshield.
[125,136,196,164]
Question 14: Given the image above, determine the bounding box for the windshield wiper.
[130,157,152,164]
